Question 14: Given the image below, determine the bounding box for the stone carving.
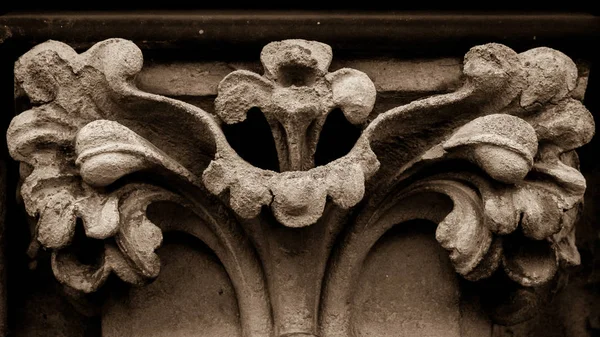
[209,39,378,228]
[6,38,594,337]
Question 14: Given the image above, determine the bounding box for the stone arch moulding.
[5,37,595,337]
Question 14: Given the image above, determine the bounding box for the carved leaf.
[519,47,578,108]
[75,120,201,187]
[6,38,234,296]
[321,44,593,332]
[550,206,581,267]
[7,106,77,162]
[52,243,147,293]
[78,194,120,239]
[443,114,538,184]
[115,187,180,278]
[418,180,493,275]
[37,189,77,249]
[260,39,332,81]
[526,98,595,150]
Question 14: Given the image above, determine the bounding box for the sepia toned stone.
[5,37,595,337]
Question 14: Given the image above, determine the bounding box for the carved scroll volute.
[6,37,594,337]
[320,43,594,336]
[8,39,273,337]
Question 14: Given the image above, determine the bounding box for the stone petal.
[463,43,524,101]
[104,243,147,285]
[51,243,145,293]
[550,206,581,267]
[115,187,177,278]
[117,213,162,279]
[51,249,111,293]
[481,186,519,235]
[203,158,273,220]
[532,161,586,209]
[229,176,273,219]
[464,237,504,281]
[14,40,80,104]
[271,174,328,228]
[7,106,76,162]
[526,99,594,151]
[214,70,274,124]
[515,186,563,240]
[326,163,366,209]
[326,68,376,124]
[19,165,78,217]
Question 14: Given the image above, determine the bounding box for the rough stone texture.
[102,234,242,337]
[4,38,596,337]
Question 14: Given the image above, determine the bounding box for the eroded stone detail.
[208,39,378,227]
[6,39,595,337]
[320,43,594,335]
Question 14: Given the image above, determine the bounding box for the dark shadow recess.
[221,107,280,172]
[314,108,362,167]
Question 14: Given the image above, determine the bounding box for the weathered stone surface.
[5,38,595,337]
[102,234,242,337]
[351,223,463,337]
[144,57,594,98]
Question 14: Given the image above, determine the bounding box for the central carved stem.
[242,206,348,336]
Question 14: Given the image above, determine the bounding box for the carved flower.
[205,39,379,227]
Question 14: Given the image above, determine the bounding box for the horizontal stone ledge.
[136,58,463,96]
[136,58,590,98]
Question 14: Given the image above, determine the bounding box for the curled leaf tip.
[519,47,578,108]
[444,114,538,184]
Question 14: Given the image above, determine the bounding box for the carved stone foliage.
[6,38,594,337]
